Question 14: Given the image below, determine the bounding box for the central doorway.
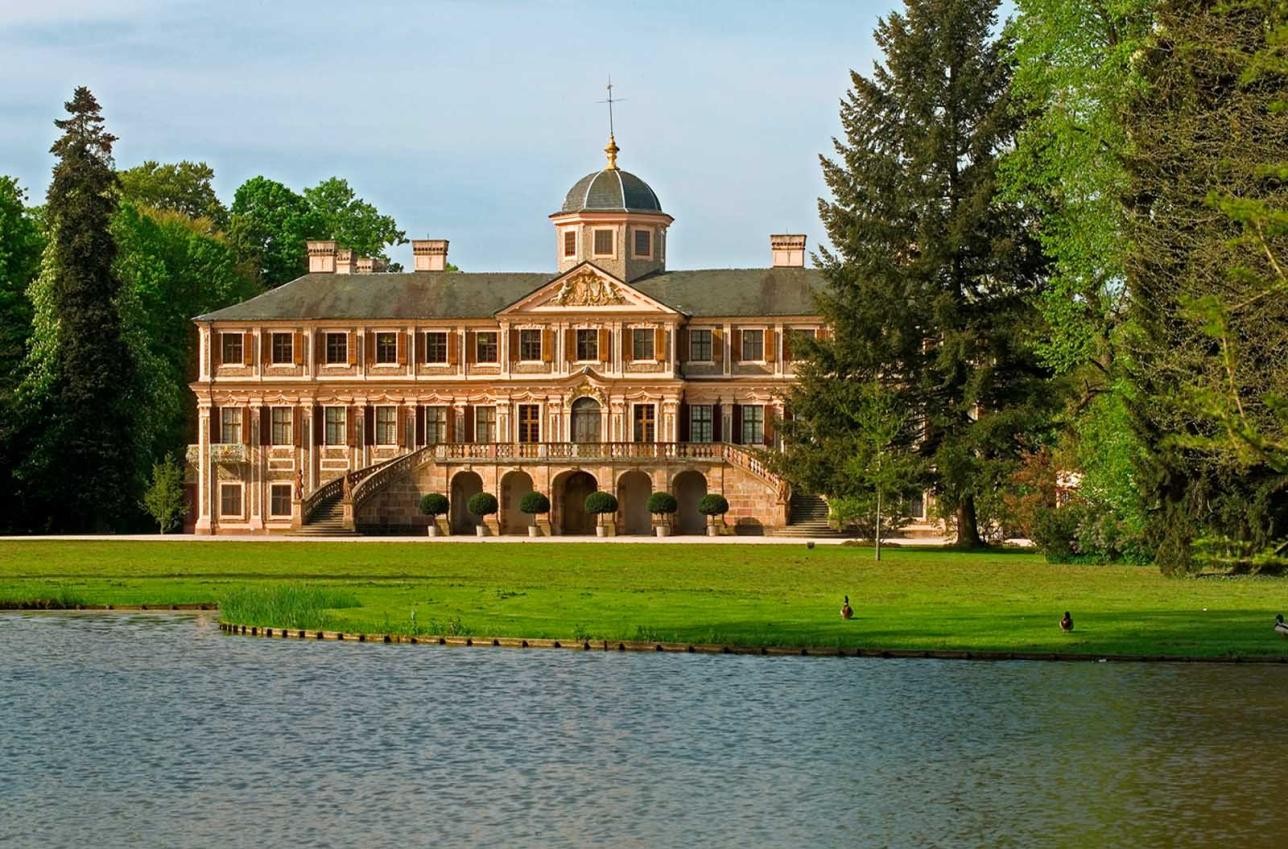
[557,470,598,535]
[571,397,601,444]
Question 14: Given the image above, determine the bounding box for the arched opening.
[571,397,602,444]
[617,470,653,535]
[449,471,483,535]
[555,470,598,536]
[673,470,708,535]
[500,470,534,535]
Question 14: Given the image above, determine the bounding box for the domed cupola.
[550,135,674,282]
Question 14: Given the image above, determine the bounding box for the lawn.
[1,540,1285,658]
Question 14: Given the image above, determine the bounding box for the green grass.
[0,540,1285,658]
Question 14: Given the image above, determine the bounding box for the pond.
[1,613,1285,848]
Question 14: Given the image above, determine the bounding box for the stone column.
[195,408,213,534]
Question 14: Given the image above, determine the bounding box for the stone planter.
[595,520,616,538]
[707,524,719,537]
[596,525,606,538]
[475,524,487,537]
[427,524,439,537]
[654,523,671,538]
[528,525,540,538]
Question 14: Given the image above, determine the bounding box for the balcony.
[209,443,248,464]
[425,441,726,464]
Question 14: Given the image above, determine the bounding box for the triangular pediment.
[498,262,677,316]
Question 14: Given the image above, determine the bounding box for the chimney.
[770,234,807,268]
[336,249,354,275]
[412,239,450,272]
[307,240,336,273]
[356,257,374,274]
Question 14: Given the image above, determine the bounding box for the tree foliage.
[118,160,228,230]
[142,453,188,533]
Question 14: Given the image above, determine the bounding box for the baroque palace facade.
[188,137,860,536]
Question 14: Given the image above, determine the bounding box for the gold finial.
[598,77,624,170]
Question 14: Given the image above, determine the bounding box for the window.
[519,329,542,361]
[633,404,656,443]
[741,404,764,445]
[593,229,614,256]
[424,331,448,364]
[324,407,346,445]
[690,405,713,443]
[270,407,292,445]
[375,406,398,445]
[563,230,577,258]
[325,332,347,365]
[575,329,598,361]
[424,406,447,444]
[518,404,540,443]
[632,328,655,361]
[689,328,712,362]
[908,491,926,520]
[270,333,293,365]
[375,332,398,364]
[633,228,651,258]
[219,408,242,444]
[219,484,242,518]
[221,332,243,365]
[474,407,496,443]
[269,484,292,517]
[741,329,764,362]
[475,331,498,363]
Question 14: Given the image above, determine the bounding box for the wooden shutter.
[712,402,722,442]
[397,407,407,447]
[654,327,664,361]
[209,405,220,442]
[447,332,458,366]
[783,329,793,362]
[446,408,457,442]
[542,328,552,362]
[731,405,743,445]
[678,401,690,442]
[347,406,358,447]
[212,332,222,369]
[766,329,777,364]
[314,331,324,366]
[347,332,356,366]
[465,331,476,364]
[365,332,375,366]
[509,329,519,363]
[414,332,423,364]
[565,328,575,362]
[415,405,425,446]
[764,407,775,446]
[259,408,271,446]
[363,406,374,446]
[598,328,610,362]
[293,407,303,447]
[623,327,634,362]
[242,406,253,445]
[313,406,323,446]
[397,332,406,365]
[818,325,830,341]
[261,335,271,368]
[731,328,742,363]
[463,405,475,443]
[242,332,253,366]
[712,328,723,365]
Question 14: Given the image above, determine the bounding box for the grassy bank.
[1,540,1285,658]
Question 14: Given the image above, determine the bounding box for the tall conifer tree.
[18,88,138,530]
[782,0,1049,546]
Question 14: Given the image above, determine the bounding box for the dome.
[561,168,662,214]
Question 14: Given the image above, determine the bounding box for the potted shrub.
[646,491,678,537]
[467,492,499,537]
[584,491,619,537]
[698,493,730,536]
[519,491,551,537]
[419,493,450,537]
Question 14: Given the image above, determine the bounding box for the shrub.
[467,492,498,518]
[584,491,618,515]
[519,491,550,515]
[698,493,729,516]
[646,492,678,515]
[418,493,450,516]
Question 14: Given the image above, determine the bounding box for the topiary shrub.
[418,493,450,517]
[519,491,550,515]
[584,491,619,515]
[467,492,499,518]
[646,492,678,515]
[698,493,730,516]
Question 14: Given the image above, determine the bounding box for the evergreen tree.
[1124,0,1288,572]
[17,88,139,531]
[782,0,1050,546]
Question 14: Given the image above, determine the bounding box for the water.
[1,613,1286,849]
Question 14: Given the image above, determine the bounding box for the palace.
[187,136,889,536]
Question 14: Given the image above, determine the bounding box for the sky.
[0,0,908,271]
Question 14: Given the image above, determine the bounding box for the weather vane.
[597,77,624,169]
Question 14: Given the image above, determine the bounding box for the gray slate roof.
[196,267,824,322]
[561,169,662,213]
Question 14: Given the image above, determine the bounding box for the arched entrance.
[449,471,483,535]
[500,470,534,535]
[673,470,708,535]
[571,397,601,443]
[617,470,653,535]
[555,470,597,536]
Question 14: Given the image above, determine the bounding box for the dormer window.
[593,229,615,257]
[633,228,651,259]
[563,230,577,258]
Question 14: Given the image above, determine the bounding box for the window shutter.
[731,405,743,445]
[447,408,457,442]
[678,401,690,442]
[212,332,222,369]
[818,325,830,341]
[713,328,723,365]
[347,332,356,366]
[623,327,634,362]
[732,329,742,363]
[313,406,323,446]
[363,406,374,446]
[209,405,220,442]
[314,331,323,366]
[447,332,458,366]
[542,328,552,362]
[242,332,253,366]
[598,328,610,362]
[509,329,519,363]
[260,408,271,446]
[465,331,476,364]
[463,405,475,443]
[783,330,793,362]
[397,332,406,365]
[414,332,423,364]
[260,335,270,367]
[293,407,303,447]
[764,407,775,446]
[347,406,358,447]
[677,327,687,365]
[565,328,575,362]
[397,407,407,447]
[242,406,253,445]
[766,329,777,363]
[365,332,375,366]
[712,402,722,442]
[414,405,424,446]
[654,327,664,360]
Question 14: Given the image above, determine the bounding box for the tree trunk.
[953,496,983,548]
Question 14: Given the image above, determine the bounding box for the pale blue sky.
[0,1,909,271]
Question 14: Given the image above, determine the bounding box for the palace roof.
[196,267,824,322]
[561,168,663,214]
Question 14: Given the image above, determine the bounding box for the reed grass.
[219,584,359,630]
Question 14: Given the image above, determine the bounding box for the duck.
[841,596,854,621]
[1275,614,1288,638]
[1059,611,1074,632]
